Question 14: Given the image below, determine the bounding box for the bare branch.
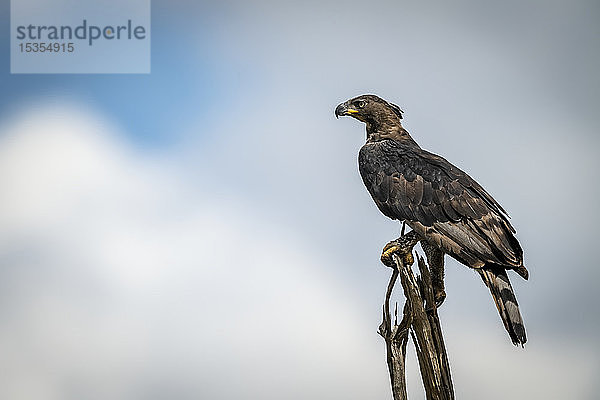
[379,233,454,399]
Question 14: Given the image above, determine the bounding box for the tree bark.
[378,235,454,400]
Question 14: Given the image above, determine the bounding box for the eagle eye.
[354,100,367,109]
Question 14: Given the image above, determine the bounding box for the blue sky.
[1,1,599,399]
[1,1,247,146]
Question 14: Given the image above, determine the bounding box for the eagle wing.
[359,140,525,275]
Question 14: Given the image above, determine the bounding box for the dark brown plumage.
[335,94,528,346]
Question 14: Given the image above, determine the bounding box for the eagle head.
[335,94,403,123]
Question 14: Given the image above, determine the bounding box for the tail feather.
[478,266,527,346]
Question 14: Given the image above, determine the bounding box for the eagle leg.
[380,230,420,269]
[420,240,446,307]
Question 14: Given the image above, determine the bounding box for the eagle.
[335,94,528,346]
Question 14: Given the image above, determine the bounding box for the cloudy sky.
[1,1,599,399]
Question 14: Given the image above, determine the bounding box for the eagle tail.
[477,266,527,346]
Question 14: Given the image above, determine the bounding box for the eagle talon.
[381,241,414,269]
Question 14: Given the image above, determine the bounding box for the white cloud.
[0,103,392,399]
[0,103,597,399]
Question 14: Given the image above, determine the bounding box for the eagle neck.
[366,124,420,148]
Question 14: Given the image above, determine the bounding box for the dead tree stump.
[378,231,454,400]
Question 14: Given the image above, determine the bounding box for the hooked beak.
[335,102,359,119]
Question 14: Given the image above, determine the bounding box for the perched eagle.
[335,94,528,346]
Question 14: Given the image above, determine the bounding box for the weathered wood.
[378,269,409,400]
[416,255,454,398]
[379,233,454,400]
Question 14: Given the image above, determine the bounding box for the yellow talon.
[380,231,420,269]
[382,247,397,259]
[381,243,414,268]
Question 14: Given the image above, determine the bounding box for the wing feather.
[358,140,524,270]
